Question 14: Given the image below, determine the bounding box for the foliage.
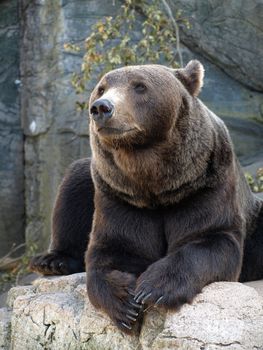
[64,0,189,110]
[0,242,38,292]
[245,168,263,193]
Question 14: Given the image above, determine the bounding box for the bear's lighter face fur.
[88,61,215,208]
[89,61,204,149]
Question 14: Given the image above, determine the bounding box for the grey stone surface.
[0,0,24,257]
[182,48,263,165]
[1,274,263,349]
[170,0,263,91]
[245,279,263,298]
[141,282,263,350]
[20,0,263,252]
[0,307,11,350]
[20,0,122,251]
[0,0,262,255]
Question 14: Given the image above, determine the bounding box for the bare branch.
[0,243,26,269]
[161,0,183,67]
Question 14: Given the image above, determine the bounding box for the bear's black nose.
[90,99,114,124]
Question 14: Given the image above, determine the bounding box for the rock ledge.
[1,273,263,350]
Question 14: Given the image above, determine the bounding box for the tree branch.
[161,0,183,67]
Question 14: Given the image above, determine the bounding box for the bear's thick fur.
[30,61,263,334]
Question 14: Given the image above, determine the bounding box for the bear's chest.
[92,152,206,209]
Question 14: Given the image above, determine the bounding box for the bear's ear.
[174,60,204,97]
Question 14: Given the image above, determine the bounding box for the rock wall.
[172,0,263,164]
[20,0,263,252]
[170,0,263,91]
[0,0,24,257]
[0,0,262,255]
[20,0,121,250]
[181,47,263,164]
[1,274,263,349]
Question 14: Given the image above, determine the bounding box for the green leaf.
[69,0,189,109]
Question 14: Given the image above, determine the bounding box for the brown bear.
[30,60,263,334]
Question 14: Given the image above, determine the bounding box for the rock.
[182,47,263,199]
[0,0,24,257]
[32,273,86,294]
[142,283,263,350]
[0,291,8,310]
[0,272,40,309]
[181,48,263,163]
[245,280,263,298]
[20,0,119,250]
[7,285,36,309]
[0,308,11,349]
[170,0,263,91]
[0,273,262,350]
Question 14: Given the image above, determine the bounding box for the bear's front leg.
[30,158,94,275]
[86,190,165,333]
[134,232,242,310]
[87,268,143,333]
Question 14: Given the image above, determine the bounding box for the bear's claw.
[121,322,132,330]
[126,314,137,322]
[134,290,152,303]
[111,297,142,333]
[155,295,164,305]
[121,297,142,329]
[129,301,143,309]
[126,309,139,317]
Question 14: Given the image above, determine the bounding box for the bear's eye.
[134,83,147,93]
[97,87,105,96]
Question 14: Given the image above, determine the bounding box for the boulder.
[1,273,263,350]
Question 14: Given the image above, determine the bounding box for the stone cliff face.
[172,0,263,164]
[170,0,263,92]
[0,0,24,257]
[20,0,121,251]
[0,0,262,253]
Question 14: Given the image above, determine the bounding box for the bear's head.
[89,60,204,149]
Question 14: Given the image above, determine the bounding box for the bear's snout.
[90,99,114,126]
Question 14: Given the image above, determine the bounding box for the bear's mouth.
[97,126,136,135]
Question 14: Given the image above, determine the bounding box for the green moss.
[0,242,38,293]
